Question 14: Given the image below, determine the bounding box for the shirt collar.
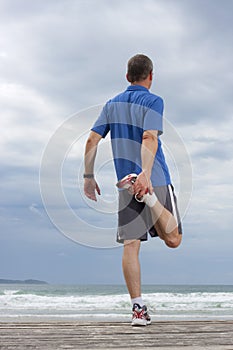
[126,85,149,92]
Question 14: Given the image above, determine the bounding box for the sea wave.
[0,285,233,320]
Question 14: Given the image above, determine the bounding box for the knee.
[165,235,182,249]
[123,240,140,256]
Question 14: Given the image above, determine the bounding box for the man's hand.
[84,178,101,201]
[133,171,153,197]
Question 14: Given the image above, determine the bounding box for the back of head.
[127,54,153,83]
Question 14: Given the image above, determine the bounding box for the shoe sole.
[116,174,137,189]
[131,319,148,326]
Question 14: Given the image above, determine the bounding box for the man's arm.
[134,130,158,196]
[84,131,102,201]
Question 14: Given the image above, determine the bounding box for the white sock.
[145,192,157,207]
[135,192,158,208]
[131,296,144,307]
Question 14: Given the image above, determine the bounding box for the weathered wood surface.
[0,321,233,350]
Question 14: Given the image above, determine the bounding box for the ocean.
[0,284,233,322]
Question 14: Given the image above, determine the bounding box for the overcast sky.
[1,0,233,285]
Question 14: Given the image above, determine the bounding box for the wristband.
[83,174,94,179]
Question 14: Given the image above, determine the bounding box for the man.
[83,54,182,326]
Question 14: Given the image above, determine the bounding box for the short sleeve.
[143,97,164,135]
[91,104,110,138]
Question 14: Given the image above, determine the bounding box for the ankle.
[131,296,144,307]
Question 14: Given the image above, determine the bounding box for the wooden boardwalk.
[0,321,233,349]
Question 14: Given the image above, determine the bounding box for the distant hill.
[0,279,48,285]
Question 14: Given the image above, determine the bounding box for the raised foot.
[116,173,138,190]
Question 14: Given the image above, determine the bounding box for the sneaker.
[131,303,151,326]
[117,173,157,208]
[116,173,138,190]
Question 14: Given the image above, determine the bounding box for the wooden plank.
[0,321,232,349]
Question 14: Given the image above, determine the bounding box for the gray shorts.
[117,184,182,243]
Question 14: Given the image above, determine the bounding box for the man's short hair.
[127,54,153,83]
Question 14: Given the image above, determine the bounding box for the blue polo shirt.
[91,85,171,187]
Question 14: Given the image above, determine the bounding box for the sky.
[0,0,233,285]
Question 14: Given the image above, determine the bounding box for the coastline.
[0,320,232,349]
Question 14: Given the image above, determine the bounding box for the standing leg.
[122,240,141,299]
[122,239,152,326]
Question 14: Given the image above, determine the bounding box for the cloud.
[29,203,44,217]
[0,0,233,283]
[0,82,65,169]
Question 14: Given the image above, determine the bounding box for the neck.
[131,79,151,89]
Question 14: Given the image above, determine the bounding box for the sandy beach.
[0,320,233,349]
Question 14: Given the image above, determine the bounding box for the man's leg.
[150,201,182,248]
[117,175,182,249]
[122,240,141,299]
[122,239,151,326]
